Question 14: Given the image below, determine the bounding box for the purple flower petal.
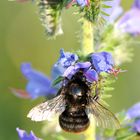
[21,63,56,99]
[91,52,114,73]
[63,62,91,79]
[126,102,140,119]
[92,53,106,72]
[133,119,140,133]
[53,49,78,80]
[112,0,121,9]
[132,0,140,9]
[102,1,114,15]
[75,62,91,69]
[21,63,51,85]
[26,81,56,99]
[16,128,42,140]
[116,1,140,35]
[57,49,78,68]
[63,66,77,79]
[51,64,65,80]
[101,0,122,21]
[84,69,98,82]
[126,102,140,133]
[109,0,123,22]
[101,52,114,66]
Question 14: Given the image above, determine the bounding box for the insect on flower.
[27,70,120,133]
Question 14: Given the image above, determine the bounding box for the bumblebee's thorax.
[69,83,83,97]
[65,76,89,106]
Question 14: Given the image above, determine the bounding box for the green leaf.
[101,94,112,99]
[52,76,64,86]
[103,87,114,91]
[115,126,136,140]
[116,111,127,123]
[56,135,67,140]
[116,133,136,140]
[104,129,116,137]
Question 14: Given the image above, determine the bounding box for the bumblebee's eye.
[70,85,82,96]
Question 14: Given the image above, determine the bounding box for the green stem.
[81,19,95,140]
[84,118,96,140]
[81,19,94,55]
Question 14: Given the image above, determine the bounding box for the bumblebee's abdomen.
[59,109,90,133]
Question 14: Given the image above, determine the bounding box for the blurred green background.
[0,0,140,139]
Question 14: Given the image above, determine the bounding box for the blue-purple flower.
[84,69,99,83]
[62,61,98,82]
[56,49,78,68]
[132,0,140,9]
[91,52,114,73]
[109,0,123,23]
[54,50,116,82]
[20,63,57,99]
[126,102,140,133]
[55,50,116,82]
[126,102,140,119]
[54,50,99,82]
[52,49,79,79]
[16,128,42,140]
[12,50,116,99]
[63,62,90,78]
[133,119,140,133]
[101,0,122,22]
[116,0,140,35]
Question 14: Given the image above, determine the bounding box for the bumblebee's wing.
[27,95,65,121]
[87,96,120,129]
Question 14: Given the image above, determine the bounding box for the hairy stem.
[81,19,94,55]
[81,19,95,140]
[84,118,96,140]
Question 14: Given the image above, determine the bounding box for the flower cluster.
[56,49,121,84]
[13,49,116,100]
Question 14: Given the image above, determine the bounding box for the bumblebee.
[27,71,120,133]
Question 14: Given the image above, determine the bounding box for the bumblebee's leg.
[93,86,100,101]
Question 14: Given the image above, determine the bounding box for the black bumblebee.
[27,71,120,133]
